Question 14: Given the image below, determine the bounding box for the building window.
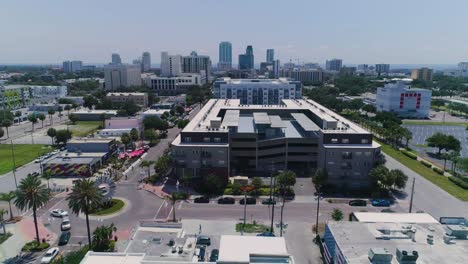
[327,161,335,165]
[184,137,191,143]
[331,138,338,143]
[361,139,369,144]
[214,138,221,143]
[203,137,210,143]
[364,152,371,156]
[342,139,349,144]
[218,160,225,165]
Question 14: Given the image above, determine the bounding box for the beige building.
[411,67,433,82]
[106,92,148,107]
[104,64,141,91]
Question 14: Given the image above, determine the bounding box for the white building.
[31,85,68,98]
[213,77,302,105]
[144,74,203,95]
[99,117,143,137]
[160,52,182,77]
[142,51,151,72]
[280,68,323,83]
[376,81,432,118]
[104,64,141,91]
[141,109,170,118]
[182,51,211,81]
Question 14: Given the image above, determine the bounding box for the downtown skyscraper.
[266,49,274,63]
[218,41,232,70]
[238,45,254,70]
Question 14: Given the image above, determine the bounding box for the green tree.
[401,127,412,147]
[69,113,79,125]
[99,113,107,128]
[48,108,56,125]
[389,169,408,189]
[276,171,297,236]
[92,223,117,252]
[67,179,103,245]
[83,95,98,109]
[0,191,16,220]
[28,113,38,131]
[1,119,12,138]
[165,192,187,222]
[144,129,158,145]
[15,175,50,243]
[251,177,263,190]
[64,104,71,115]
[175,105,185,115]
[0,209,7,236]
[121,100,140,116]
[37,113,46,128]
[199,174,226,195]
[120,133,131,149]
[426,133,448,155]
[130,128,139,142]
[55,129,72,144]
[177,119,190,129]
[140,160,154,178]
[143,116,168,130]
[57,106,63,120]
[47,128,57,145]
[42,171,52,190]
[362,104,376,114]
[312,168,328,190]
[0,128,4,139]
[331,208,344,221]
[14,110,22,121]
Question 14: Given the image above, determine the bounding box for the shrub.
[401,149,417,160]
[420,160,432,168]
[433,167,444,175]
[22,241,50,251]
[448,177,468,190]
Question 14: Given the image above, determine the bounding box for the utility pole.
[270,176,277,233]
[10,140,18,188]
[409,178,415,213]
[315,188,321,241]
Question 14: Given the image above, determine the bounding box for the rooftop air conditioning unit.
[396,248,418,264]
[368,248,393,264]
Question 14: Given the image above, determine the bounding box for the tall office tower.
[218,41,232,70]
[238,45,254,70]
[111,53,122,64]
[375,64,390,75]
[182,51,211,80]
[411,68,433,82]
[142,52,151,72]
[62,61,83,73]
[325,59,343,71]
[273,60,280,78]
[104,64,142,91]
[160,52,182,77]
[266,49,274,63]
[458,62,468,71]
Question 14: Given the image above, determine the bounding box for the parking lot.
[404,124,468,158]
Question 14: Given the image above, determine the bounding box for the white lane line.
[153,200,166,219]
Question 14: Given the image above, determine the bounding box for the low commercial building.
[323,221,468,264]
[144,74,204,95]
[106,92,148,107]
[350,212,439,224]
[73,109,118,121]
[28,103,62,112]
[376,82,432,118]
[141,109,169,118]
[171,99,380,189]
[67,138,117,153]
[99,117,143,137]
[213,78,302,105]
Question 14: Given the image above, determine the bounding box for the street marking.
[153,200,166,219]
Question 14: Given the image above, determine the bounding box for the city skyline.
[1,0,468,65]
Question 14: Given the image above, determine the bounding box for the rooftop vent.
[368,248,392,264]
[396,249,418,264]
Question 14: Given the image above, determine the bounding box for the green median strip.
[376,140,468,201]
[402,120,466,126]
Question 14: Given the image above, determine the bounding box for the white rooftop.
[353,212,439,224]
[107,92,146,96]
[74,109,118,114]
[218,235,290,263]
[81,252,145,264]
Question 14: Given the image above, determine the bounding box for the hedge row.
[401,149,417,160]
[448,177,468,190]
[420,160,432,168]
[433,167,444,175]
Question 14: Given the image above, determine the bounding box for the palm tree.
[0,191,16,220]
[38,113,46,128]
[48,108,56,126]
[165,192,187,222]
[42,172,52,190]
[276,171,296,236]
[67,179,103,245]
[2,119,12,138]
[15,175,50,243]
[27,114,38,132]
[92,223,117,251]
[0,209,7,236]
[140,160,154,178]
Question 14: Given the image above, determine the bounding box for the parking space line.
[153,200,166,219]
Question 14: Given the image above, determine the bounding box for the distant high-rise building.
[280,68,323,83]
[340,66,356,76]
[273,60,280,78]
[239,45,254,70]
[111,53,122,64]
[375,64,390,75]
[411,68,433,82]
[266,49,274,63]
[325,59,343,71]
[104,64,141,91]
[357,64,369,72]
[160,52,182,77]
[62,61,83,73]
[458,62,468,71]
[182,51,211,80]
[142,52,151,72]
[218,41,232,70]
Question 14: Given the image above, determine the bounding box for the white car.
[61,217,71,231]
[52,150,60,155]
[41,247,59,263]
[50,209,68,218]
[34,157,45,163]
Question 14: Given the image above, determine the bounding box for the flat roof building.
[323,221,468,264]
[171,99,380,189]
[104,64,142,91]
[73,109,118,121]
[376,82,432,118]
[351,212,439,224]
[106,92,148,107]
[213,78,302,105]
[411,68,433,82]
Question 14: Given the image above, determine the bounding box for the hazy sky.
[1,0,468,65]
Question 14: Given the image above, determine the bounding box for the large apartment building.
[171,99,381,189]
[144,74,204,95]
[104,64,142,91]
[106,92,148,107]
[411,67,433,82]
[279,68,324,83]
[213,78,302,105]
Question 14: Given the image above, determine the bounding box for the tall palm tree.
[67,179,103,245]
[15,175,50,243]
[41,172,52,190]
[0,191,16,220]
[140,160,154,178]
[165,192,187,222]
[92,223,117,251]
[0,209,7,236]
[2,119,12,138]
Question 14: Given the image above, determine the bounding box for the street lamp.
[10,140,18,188]
[315,189,322,241]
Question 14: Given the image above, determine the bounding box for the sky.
[1,0,468,65]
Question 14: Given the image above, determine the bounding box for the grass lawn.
[69,121,101,137]
[235,222,270,233]
[90,198,125,216]
[0,144,51,175]
[402,120,466,126]
[0,233,12,244]
[377,140,468,201]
